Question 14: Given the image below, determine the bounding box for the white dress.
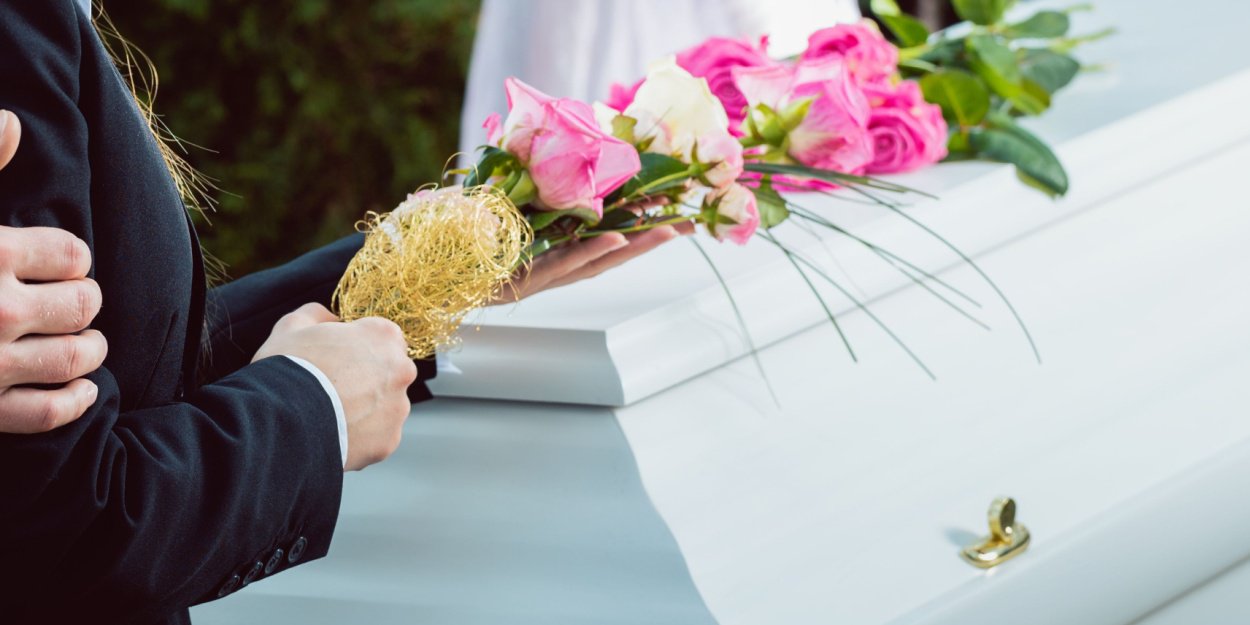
[458,0,862,160]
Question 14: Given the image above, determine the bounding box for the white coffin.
[612,132,1250,625]
[196,2,1250,624]
[427,11,1250,410]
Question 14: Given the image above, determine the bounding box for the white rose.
[624,58,731,160]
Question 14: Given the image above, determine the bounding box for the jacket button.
[242,561,264,586]
[264,549,285,575]
[287,537,308,563]
[217,574,242,598]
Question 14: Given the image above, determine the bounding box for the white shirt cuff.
[284,355,348,469]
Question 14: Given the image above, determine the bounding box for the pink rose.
[861,80,948,173]
[483,113,503,145]
[696,132,744,189]
[705,182,760,243]
[707,183,760,245]
[492,78,641,216]
[604,79,643,112]
[735,59,873,175]
[675,37,774,134]
[801,20,899,84]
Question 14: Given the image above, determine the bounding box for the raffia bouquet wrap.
[332,186,532,359]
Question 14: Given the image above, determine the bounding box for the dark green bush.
[108,0,481,276]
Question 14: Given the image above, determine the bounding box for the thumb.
[0,110,21,170]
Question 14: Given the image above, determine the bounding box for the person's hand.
[0,109,20,167]
[0,110,109,434]
[492,221,693,304]
[252,303,417,471]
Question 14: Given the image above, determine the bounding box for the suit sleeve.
[0,360,345,622]
[201,233,362,381]
[0,3,343,621]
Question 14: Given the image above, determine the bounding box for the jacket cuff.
[212,357,346,588]
[259,356,344,564]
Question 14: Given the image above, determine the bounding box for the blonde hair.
[90,4,229,287]
[90,5,216,219]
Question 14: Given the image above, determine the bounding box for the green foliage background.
[108,0,482,276]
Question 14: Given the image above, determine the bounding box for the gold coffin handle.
[960,497,1031,569]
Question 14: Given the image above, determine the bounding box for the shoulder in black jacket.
[0,2,432,623]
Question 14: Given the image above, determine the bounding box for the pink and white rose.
[620,59,744,187]
[488,78,641,216]
[674,36,774,133]
[861,80,948,174]
[624,60,731,157]
[604,37,773,132]
[801,20,899,85]
[707,183,760,245]
[734,58,873,175]
[697,132,745,189]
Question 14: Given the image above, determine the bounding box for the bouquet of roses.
[335,2,1101,366]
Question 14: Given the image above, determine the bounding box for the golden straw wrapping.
[332,186,532,359]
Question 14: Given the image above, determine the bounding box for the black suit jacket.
[0,2,432,623]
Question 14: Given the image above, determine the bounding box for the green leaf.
[527,210,564,230]
[1051,26,1116,54]
[1014,169,1062,196]
[946,131,972,155]
[596,208,642,230]
[504,170,536,206]
[915,38,966,66]
[528,207,601,230]
[869,0,903,15]
[564,208,604,225]
[753,181,791,229]
[966,34,1020,85]
[869,0,928,47]
[614,153,690,198]
[1016,78,1052,115]
[778,98,814,132]
[610,114,637,144]
[1018,48,1081,93]
[524,237,554,260]
[966,35,1048,114]
[878,13,930,47]
[1003,10,1071,38]
[898,58,940,75]
[464,146,512,187]
[951,0,1015,25]
[971,114,1068,195]
[747,103,788,145]
[919,70,991,126]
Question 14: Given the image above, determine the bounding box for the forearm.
[0,357,344,622]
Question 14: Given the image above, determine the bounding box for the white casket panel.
[614,135,1250,624]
